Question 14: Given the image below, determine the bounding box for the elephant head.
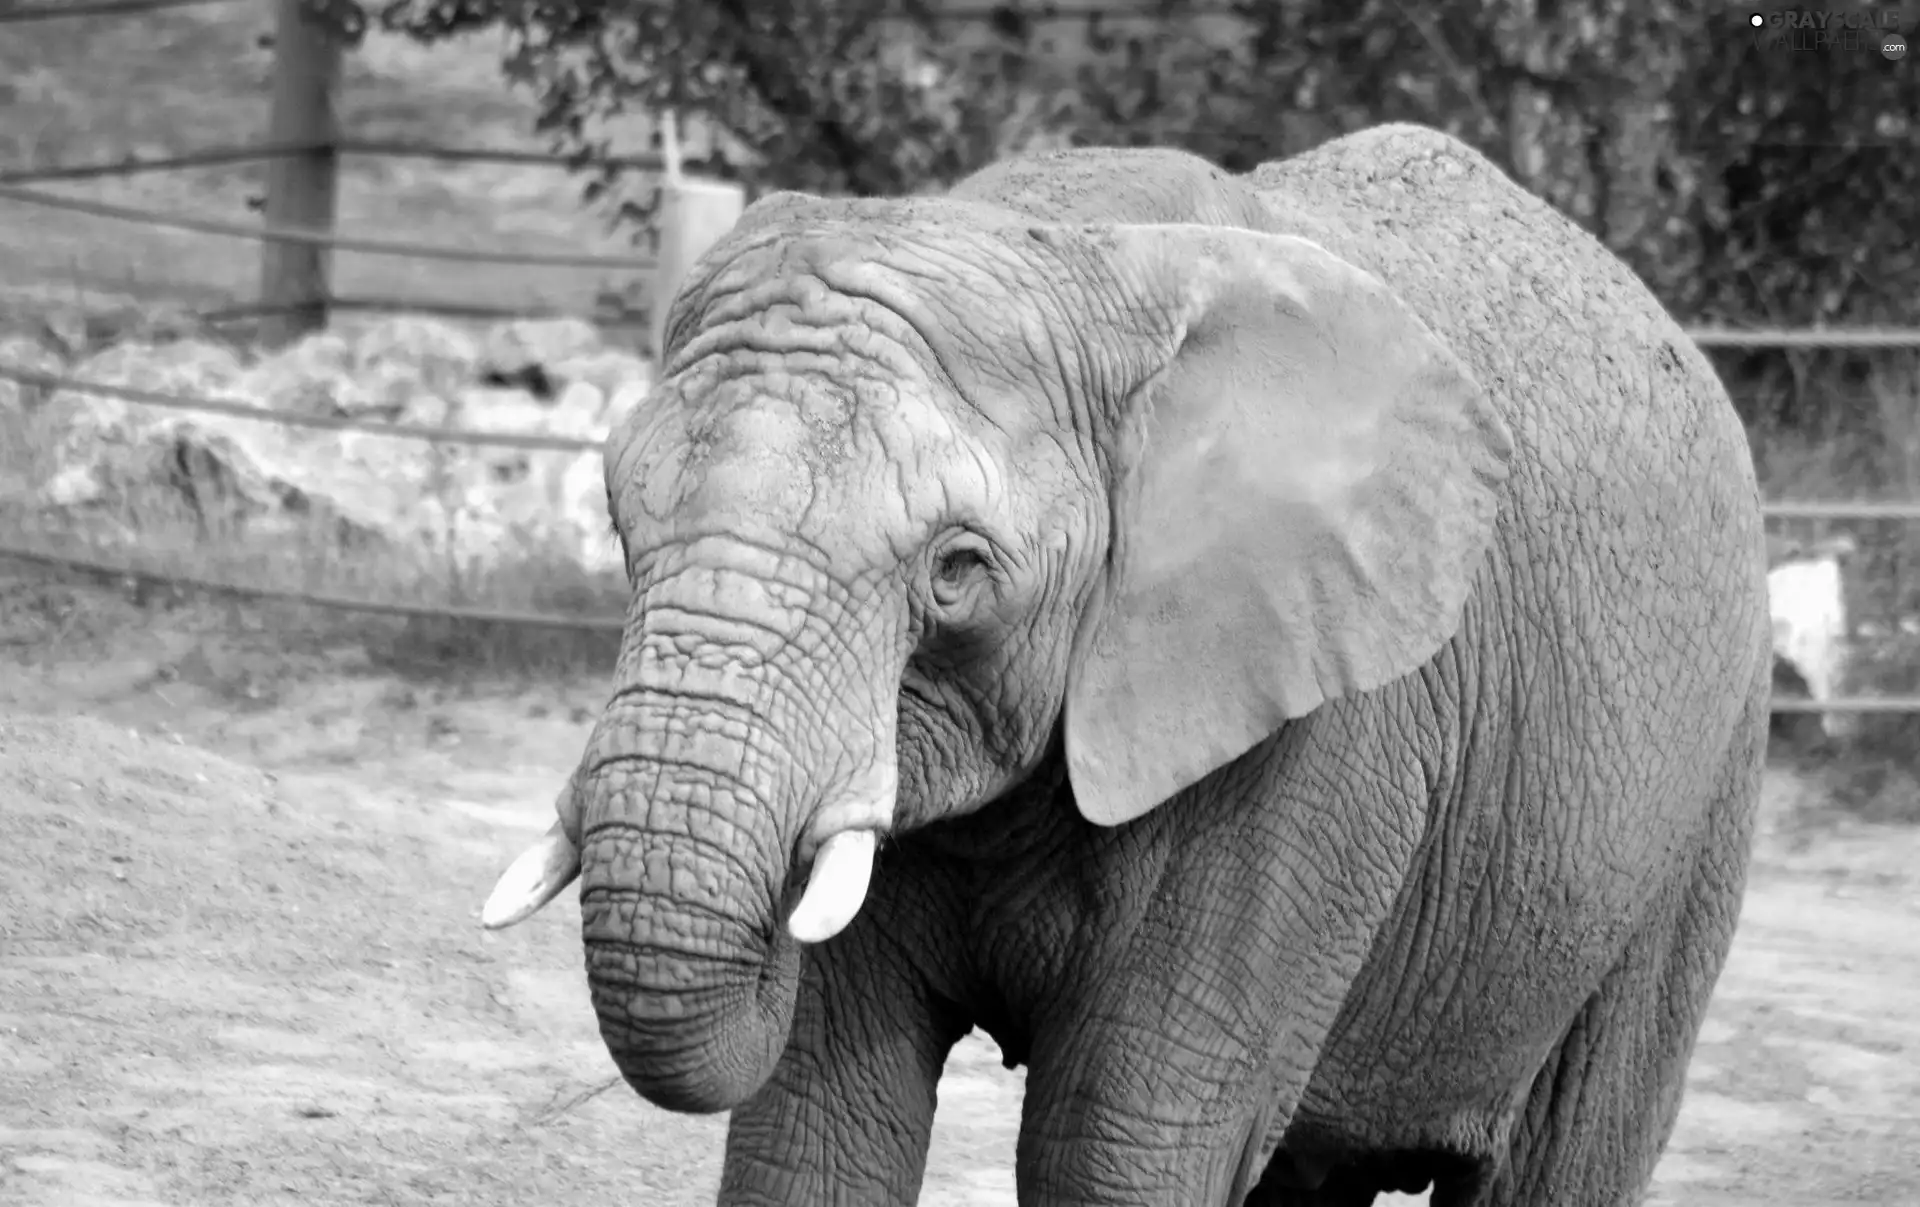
[480,193,1512,1114]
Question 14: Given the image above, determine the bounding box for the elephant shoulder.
[1250,124,1552,230]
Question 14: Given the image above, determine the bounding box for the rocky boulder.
[7,315,651,583]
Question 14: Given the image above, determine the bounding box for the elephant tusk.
[480,820,581,930]
[786,829,878,944]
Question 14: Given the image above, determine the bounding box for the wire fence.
[0,137,676,330]
[3,55,1919,710]
[0,544,626,631]
[0,0,246,21]
[0,184,660,271]
[0,141,669,187]
[1,275,640,328]
[0,363,604,451]
[197,293,643,328]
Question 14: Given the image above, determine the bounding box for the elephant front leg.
[1014,771,1420,1206]
[718,904,971,1206]
[1015,974,1320,1207]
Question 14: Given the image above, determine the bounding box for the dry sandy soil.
[1,567,1917,1206]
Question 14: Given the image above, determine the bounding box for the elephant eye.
[935,547,989,584]
[929,544,993,608]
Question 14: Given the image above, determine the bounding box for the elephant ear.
[1063,224,1514,827]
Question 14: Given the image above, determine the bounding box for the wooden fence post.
[257,0,343,347]
[649,112,746,364]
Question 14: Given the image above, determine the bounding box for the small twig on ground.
[525,1076,623,1128]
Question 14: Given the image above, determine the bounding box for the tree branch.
[711,0,876,192]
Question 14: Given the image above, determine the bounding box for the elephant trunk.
[571,553,900,1114]
[575,707,800,1113]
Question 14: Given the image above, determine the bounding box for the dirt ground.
[2,570,1917,1206]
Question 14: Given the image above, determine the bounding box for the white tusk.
[480,820,581,931]
[786,829,878,944]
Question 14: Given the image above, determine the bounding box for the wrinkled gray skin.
[548,125,1771,1205]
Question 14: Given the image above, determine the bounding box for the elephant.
[481,123,1772,1206]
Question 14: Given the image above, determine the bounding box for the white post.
[648,111,746,364]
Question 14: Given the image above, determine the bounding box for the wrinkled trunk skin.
[574,557,870,1115]
[577,711,802,1114]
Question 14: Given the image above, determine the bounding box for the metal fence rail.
[1771,697,1920,714]
[0,184,659,271]
[0,364,605,452]
[1760,501,1920,520]
[0,141,673,186]
[0,0,243,21]
[1688,329,1920,350]
[198,294,645,327]
[0,543,626,631]
[1,275,638,328]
